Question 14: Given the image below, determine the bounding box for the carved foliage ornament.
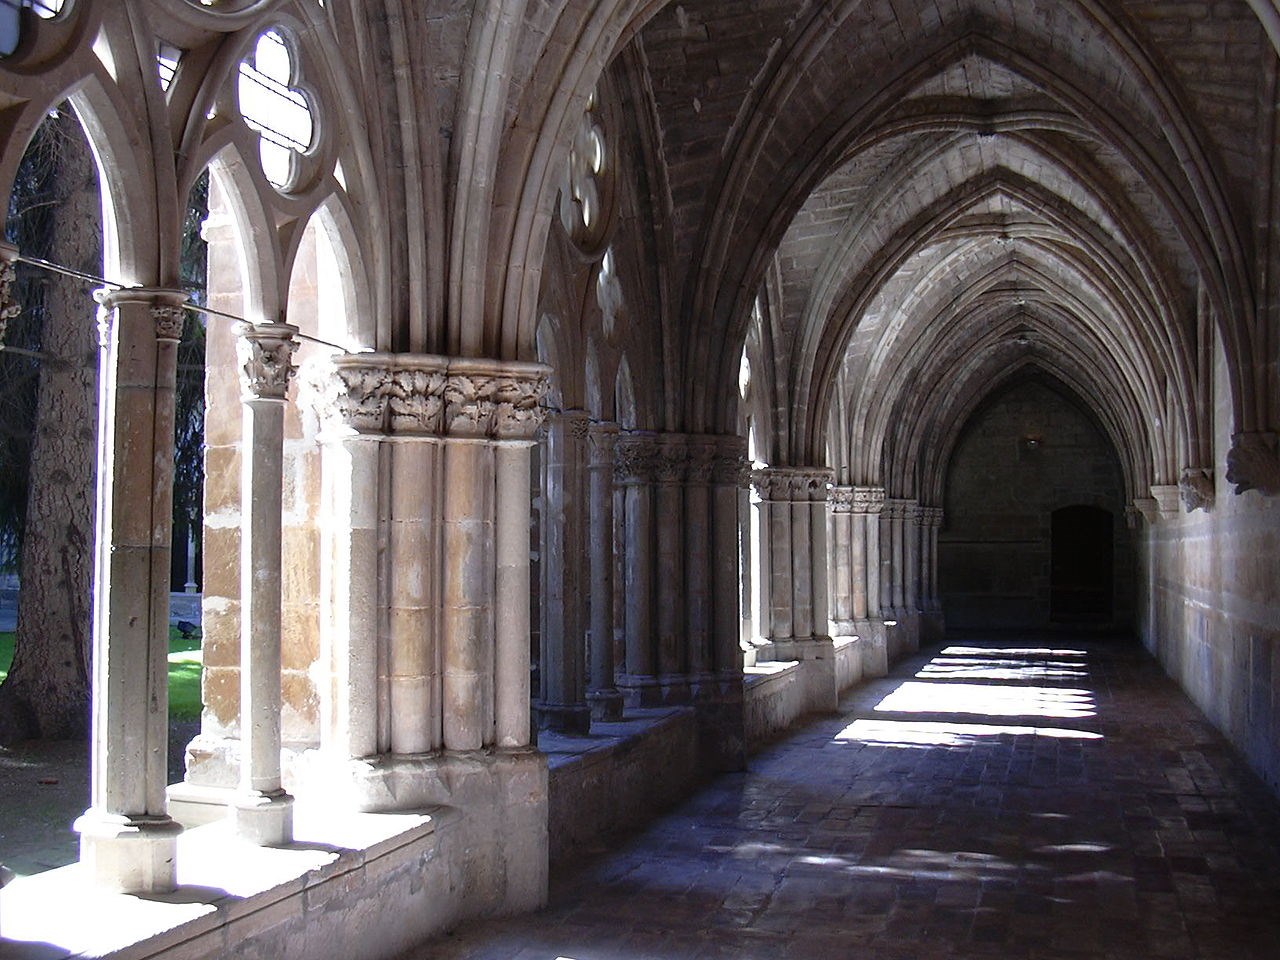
[310,357,548,440]
[852,486,886,514]
[1178,467,1214,513]
[152,304,186,341]
[829,486,855,511]
[236,323,298,400]
[614,433,657,484]
[0,259,20,344]
[1225,432,1280,496]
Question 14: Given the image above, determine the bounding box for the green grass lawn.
[0,626,202,721]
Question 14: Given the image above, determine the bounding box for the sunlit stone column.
[230,321,298,845]
[809,476,831,637]
[829,486,855,631]
[790,474,813,641]
[586,422,623,722]
[537,409,591,733]
[75,288,186,893]
[312,359,388,763]
[384,362,447,755]
[751,470,793,644]
[654,435,689,701]
[712,438,749,676]
[616,431,658,704]
[886,499,908,615]
[492,377,546,750]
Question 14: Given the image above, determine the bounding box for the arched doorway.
[1050,505,1113,624]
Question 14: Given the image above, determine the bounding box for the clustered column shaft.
[309,355,548,799]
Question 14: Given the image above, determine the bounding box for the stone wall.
[940,377,1135,630]
[1139,339,1280,797]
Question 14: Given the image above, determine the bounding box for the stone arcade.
[0,1,1279,957]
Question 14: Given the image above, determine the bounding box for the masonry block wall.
[1139,339,1280,797]
[941,378,1135,631]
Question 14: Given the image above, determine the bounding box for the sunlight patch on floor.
[873,680,1096,719]
[835,717,1103,747]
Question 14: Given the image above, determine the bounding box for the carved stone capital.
[684,436,718,485]
[614,431,657,484]
[1149,484,1181,520]
[1225,432,1280,496]
[752,467,832,502]
[587,421,619,466]
[92,286,187,349]
[236,321,299,401]
[441,359,550,440]
[152,304,185,342]
[0,246,21,344]
[653,435,688,484]
[830,485,855,512]
[883,497,911,520]
[385,364,448,433]
[852,486,886,514]
[1132,497,1159,525]
[1178,466,1214,513]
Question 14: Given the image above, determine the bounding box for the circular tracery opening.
[237,28,314,191]
[0,0,65,57]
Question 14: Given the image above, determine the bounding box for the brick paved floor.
[405,637,1280,960]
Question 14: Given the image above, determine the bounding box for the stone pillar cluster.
[918,506,945,639]
[302,353,548,808]
[826,485,888,676]
[752,467,839,711]
[612,431,750,768]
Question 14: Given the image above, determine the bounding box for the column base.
[656,674,692,705]
[231,789,295,846]
[587,688,625,722]
[616,673,663,707]
[534,700,592,735]
[791,636,839,714]
[73,809,184,894]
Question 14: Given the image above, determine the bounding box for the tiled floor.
[407,637,1280,960]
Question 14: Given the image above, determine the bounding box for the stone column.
[853,486,887,676]
[615,431,658,705]
[492,380,545,750]
[653,435,689,701]
[312,358,394,765]
[586,422,623,721]
[384,362,447,756]
[888,500,907,616]
[704,435,749,772]
[904,500,920,613]
[536,409,591,733]
[809,477,831,637]
[751,470,792,645]
[230,321,298,845]
[684,437,717,683]
[829,486,855,631]
[75,288,186,893]
[711,438,749,677]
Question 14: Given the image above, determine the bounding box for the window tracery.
[237,28,314,191]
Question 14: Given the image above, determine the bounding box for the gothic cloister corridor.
[413,637,1280,960]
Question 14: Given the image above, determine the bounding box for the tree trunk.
[0,109,100,743]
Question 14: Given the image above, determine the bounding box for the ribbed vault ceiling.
[618,0,1270,501]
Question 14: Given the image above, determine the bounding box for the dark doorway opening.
[1050,505,1113,624]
